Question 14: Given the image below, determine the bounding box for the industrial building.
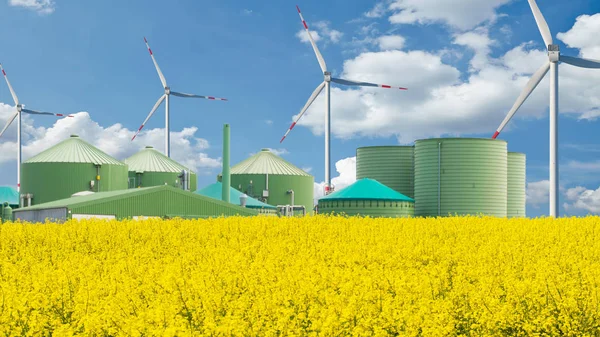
[356,146,415,199]
[226,148,314,215]
[20,135,129,206]
[124,146,197,191]
[12,185,258,223]
[318,178,414,217]
[196,181,277,215]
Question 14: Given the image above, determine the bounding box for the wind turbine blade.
[22,108,74,117]
[144,37,168,88]
[131,94,166,141]
[332,77,408,90]
[0,64,19,105]
[280,81,325,143]
[527,0,553,48]
[296,5,327,73]
[493,61,550,139]
[0,112,17,138]
[560,55,600,69]
[170,91,228,101]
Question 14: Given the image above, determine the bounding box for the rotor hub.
[16,104,22,112]
[324,72,331,82]
[548,44,560,63]
[165,87,171,95]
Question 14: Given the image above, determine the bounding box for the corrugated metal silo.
[21,135,128,205]
[123,146,197,191]
[414,138,507,217]
[230,149,314,214]
[507,152,526,217]
[356,146,414,198]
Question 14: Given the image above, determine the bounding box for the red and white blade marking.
[279,81,325,143]
[295,5,327,73]
[379,84,408,90]
[280,122,297,143]
[0,64,20,105]
[143,37,168,88]
[492,131,500,139]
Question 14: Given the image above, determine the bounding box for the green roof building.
[196,182,277,215]
[21,135,129,206]
[227,149,314,215]
[124,146,197,192]
[13,185,258,223]
[0,187,19,208]
[318,178,415,218]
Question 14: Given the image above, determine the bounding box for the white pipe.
[26,194,31,207]
[165,93,170,158]
[438,142,441,217]
[549,62,559,217]
[325,81,331,194]
[288,189,295,206]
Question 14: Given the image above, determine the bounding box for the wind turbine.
[131,37,228,157]
[491,0,600,217]
[0,63,74,192]
[280,5,408,195]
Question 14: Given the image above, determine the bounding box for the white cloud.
[557,14,600,59]
[377,35,406,51]
[296,21,343,45]
[302,167,313,173]
[291,16,600,143]
[249,148,288,157]
[314,157,357,203]
[388,0,512,31]
[8,0,55,14]
[564,185,600,214]
[0,108,221,175]
[265,120,273,126]
[526,180,549,208]
[242,9,253,16]
[365,2,388,18]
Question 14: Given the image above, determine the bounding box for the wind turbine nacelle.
[548,44,559,62]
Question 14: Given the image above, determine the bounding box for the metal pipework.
[222,124,230,203]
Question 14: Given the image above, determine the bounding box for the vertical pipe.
[165,94,170,158]
[222,124,230,203]
[325,81,331,194]
[17,109,21,194]
[438,142,441,217]
[549,62,559,217]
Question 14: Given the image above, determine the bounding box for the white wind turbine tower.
[281,5,408,195]
[131,37,227,157]
[0,63,74,192]
[491,0,600,217]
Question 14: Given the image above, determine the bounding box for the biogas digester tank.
[21,135,128,205]
[124,146,197,191]
[507,152,526,217]
[356,146,414,199]
[414,138,507,217]
[229,149,314,214]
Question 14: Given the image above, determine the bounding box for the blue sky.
[0,0,599,217]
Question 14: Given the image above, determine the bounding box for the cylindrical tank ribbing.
[318,199,414,218]
[356,146,414,198]
[414,138,507,217]
[507,152,526,217]
[222,124,230,203]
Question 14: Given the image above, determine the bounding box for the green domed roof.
[25,135,125,165]
[321,178,414,202]
[231,148,310,176]
[123,146,194,173]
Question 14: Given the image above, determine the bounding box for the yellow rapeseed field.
[1,215,600,336]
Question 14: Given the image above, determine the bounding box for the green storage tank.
[123,146,197,192]
[318,178,414,217]
[20,135,129,206]
[229,148,314,215]
[414,138,507,217]
[356,146,414,198]
[507,152,526,217]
